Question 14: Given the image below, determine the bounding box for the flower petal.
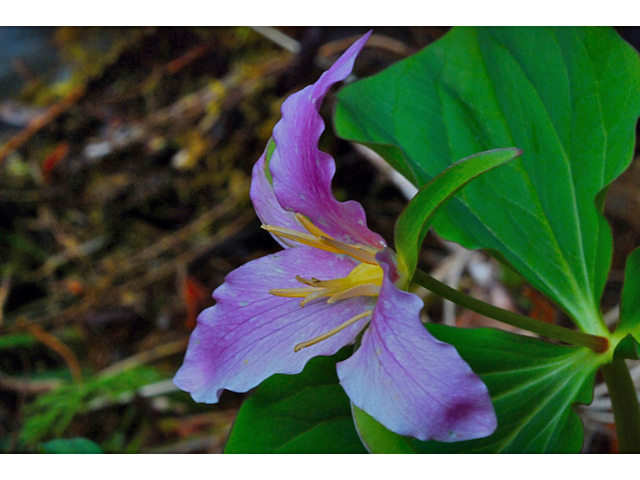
[337,249,497,442]
[269,31,386,250]
[174,247,374,403]
[250,144,302,248]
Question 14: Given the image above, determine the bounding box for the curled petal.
[250,146,302,248]
[337,251,497,442]
[174,247,373,403]
[269,31,386,250]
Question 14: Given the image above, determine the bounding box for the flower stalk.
[412,268,609,353]
[601,359,640,453]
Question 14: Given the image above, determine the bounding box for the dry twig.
[0,86,86,166]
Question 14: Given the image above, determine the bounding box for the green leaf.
[39,437,103,454]
[352,404,416,453]
[336,27,640,335]
[613,247,640,358]
[395,148,521,276]
[613,334,640,360]
[224,348,366,453]
[618,247,640,333]
[408,325,606,453]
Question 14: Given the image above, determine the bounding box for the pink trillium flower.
[174,32,496,442]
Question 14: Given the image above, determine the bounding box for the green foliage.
[413,325,606,452]
[20,366,164,446]
[618,247,640,333]
[352,405,416,453]
[336,27,640,335]
[353,326,605,453]
[614,334,640,360]
[614,247,640,359]
[395,148,521,276]
[225,348,366,453]
[39,437,103,454]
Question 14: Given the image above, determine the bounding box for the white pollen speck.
[239,301,248,307]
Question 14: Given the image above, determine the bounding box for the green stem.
[412,268,609,353]
[601,359,640,453]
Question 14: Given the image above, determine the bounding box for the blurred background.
[0,27,638,453]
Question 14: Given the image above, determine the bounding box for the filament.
[294,310,373,352]
[327,283,380,304]
[261,225,343,254]
[295,213,330,239]
[262,215,380,264]
[318,236,378,264]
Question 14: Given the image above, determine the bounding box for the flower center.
[263,214,383,353]
[263,214,384,307]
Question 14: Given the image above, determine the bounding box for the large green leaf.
[224,348,366,453]
[415,325,605,453]
[336,27,640,335]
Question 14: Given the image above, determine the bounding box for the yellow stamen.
[269,263,383,306]
[295,213,331,239]
[327,283,380,304]
[261,225,343,254]
[264,210,385,360]
[318,235,378,264]
[299,290,329,307]
[269,287,319,297]
[263,217,379,264]
[294,310,373,352]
